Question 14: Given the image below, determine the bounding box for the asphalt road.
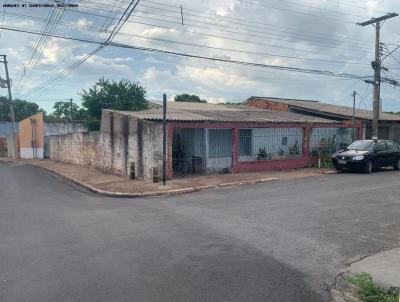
[1,162,400,302]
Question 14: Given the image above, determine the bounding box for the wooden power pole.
[352,91,356,141]
[0,55,17,158]
[357,13,398,139]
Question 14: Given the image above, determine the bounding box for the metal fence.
[239,127,303,162]
[172,128,232,176]
[365,126,391,140]
[393,127,400,144]
[207,129,232,173]
[310,127,353,156]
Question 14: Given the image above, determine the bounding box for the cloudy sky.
[0,0,399,114]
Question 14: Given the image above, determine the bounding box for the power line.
[255,0,366,18]
[19,0,142,97]
[106,0,359,23]
[140,0,372,45]
[227,0,357,24]
[12,1,374,59]
[50,4,374,61]
[319,0,390,15]
[78,0,372,50]
[2,11,370,65]
[129,6,370,51]
[0,25,371,98]
[15,2,72,91]
[99,0,126,32]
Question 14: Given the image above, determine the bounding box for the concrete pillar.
[204,128,209,173]
[302,127,311,156]
[231,127,239,172]
[167,124,174,179]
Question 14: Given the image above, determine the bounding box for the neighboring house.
[243,96,400,143]
[49,102,362,179]
[0,121,18,157]
[18,112,86,159]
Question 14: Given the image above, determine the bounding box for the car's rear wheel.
[393,159,400,170]
[364,160,373,174]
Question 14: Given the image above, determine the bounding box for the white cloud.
[73,17,93,27]
[1,0,399,112]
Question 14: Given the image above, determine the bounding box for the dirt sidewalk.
[3,158,334,197]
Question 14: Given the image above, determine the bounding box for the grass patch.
[346,273,399,302]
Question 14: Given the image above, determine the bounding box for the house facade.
[49,102,362,179]
[243,96,400,143]
[17,112,86,159]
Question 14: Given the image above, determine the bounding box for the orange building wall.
[19,112,44,158]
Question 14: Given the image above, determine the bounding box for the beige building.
[19,112,44,158]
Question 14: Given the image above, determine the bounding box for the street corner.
[349,247,400,290]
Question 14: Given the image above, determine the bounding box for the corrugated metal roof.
[247,96,400,122]
[110,102,339,124]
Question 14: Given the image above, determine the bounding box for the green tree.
[0,96,41,121]
[174,93,207,103]
[81,78,148,130]
[51,100,86,120]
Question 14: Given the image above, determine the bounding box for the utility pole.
[67,98,73,134]
[357,13,398,139]
[69,98,73,121]
[162,93,167,186]
[0,55,17,158]
[352,91,356,141]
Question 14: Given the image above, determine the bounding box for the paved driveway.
[1,162,400,302]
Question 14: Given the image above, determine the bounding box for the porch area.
[168,122,361,178]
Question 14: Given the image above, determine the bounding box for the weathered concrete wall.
[50,131,117,173]
[142,122,163,179]
[44,121,86,136]
[49,110,163,179]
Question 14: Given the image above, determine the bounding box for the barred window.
[239,129,252,156]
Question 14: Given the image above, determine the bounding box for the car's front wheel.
[393,158,400,170]
[364,160,373,174]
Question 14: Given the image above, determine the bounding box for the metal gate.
[0,137,7,157]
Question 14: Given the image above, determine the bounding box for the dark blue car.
[332,139,400,173]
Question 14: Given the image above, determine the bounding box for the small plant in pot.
[257,147,267,160]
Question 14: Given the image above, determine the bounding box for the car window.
[386,141,395,151]
[346,140,373,151]
[375,142,387,152]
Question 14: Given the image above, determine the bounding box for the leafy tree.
[0,96,41,121]
[81,78,148,130]
[51,100,86,120]
[174,93,207,103]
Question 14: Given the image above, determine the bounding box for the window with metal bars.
[239,129,252,156]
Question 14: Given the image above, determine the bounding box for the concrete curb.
[323,170,338,175]
[26,163,279,198]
